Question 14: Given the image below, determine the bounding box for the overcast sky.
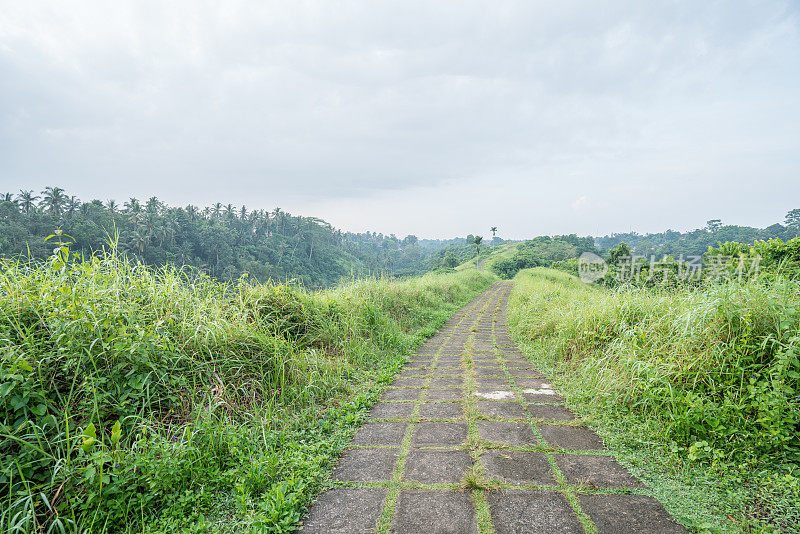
[1,1,798,239]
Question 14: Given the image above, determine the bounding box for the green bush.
[491,235,595,279]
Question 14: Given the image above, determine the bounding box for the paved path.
[302,281,687,533]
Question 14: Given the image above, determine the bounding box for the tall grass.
[0,248,495,533]
[507,268,800,529]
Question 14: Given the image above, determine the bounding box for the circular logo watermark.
[578,252,608,283]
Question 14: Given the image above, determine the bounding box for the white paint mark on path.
[475,390,516,400]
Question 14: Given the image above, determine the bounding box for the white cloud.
[1,1,799,236]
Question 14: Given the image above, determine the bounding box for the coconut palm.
[124,197,141,214]
[65,196,81,218]
[145,196,162,214]
[272,207,286,234]
[17,190,39,214]
[473,235,483,268]
[106,199,119,214]
[40,186,66,216]
[1,193,18,213]
[129,229,149,254]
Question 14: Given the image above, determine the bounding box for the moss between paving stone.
[303,282,689,534]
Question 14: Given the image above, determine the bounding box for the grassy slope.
[506,268,799,533]
[0,250,496,532]
[455,243,519,272]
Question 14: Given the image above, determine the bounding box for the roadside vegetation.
[507,267,799,532]
[0,241,495,533]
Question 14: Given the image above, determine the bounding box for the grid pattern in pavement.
[301,281,687,534]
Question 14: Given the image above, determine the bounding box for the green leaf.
[110,421,121,447]
[0,382,14,397]
[81,422,98,451]
[83,422,96,439]
[16,359,33,372]
[10,395,27,411]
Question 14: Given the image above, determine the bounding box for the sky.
[1,1,799,239]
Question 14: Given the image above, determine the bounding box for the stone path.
[301,281,687,534]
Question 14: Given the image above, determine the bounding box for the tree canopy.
[0,188,479,288]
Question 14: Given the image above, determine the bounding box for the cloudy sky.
[1,1,798,239]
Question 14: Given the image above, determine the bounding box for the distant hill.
[596,220,798,258]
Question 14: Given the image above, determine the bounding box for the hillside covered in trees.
[596,215,800,257]
[0,188,490,288]
[491,212,800,280]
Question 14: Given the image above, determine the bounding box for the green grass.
[455,243,519,272]
[0,247,496,533]
[506,268,800,532]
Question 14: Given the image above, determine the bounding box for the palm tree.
[473,235,483,269]
[490,226,497,239]
[164,217,178,245]
[154,224,168,246]
[186,204,198,221]
[65,196,81,218]
[129,229,149,254]
[106,199,119,214]
[40,186,66,216]
[146,196,162,214]
[17,190,39,214]
[212,203,222,219]
[239,205,247,220]
[265,209,275,236]
[124,197,141,214]
[272,207,286,234]
[224,204,235,219]
[1,193,18,213]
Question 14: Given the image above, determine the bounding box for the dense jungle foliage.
[0,188,493,288]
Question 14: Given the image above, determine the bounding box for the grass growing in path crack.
[460,465,503,492]
[461,287,505,534]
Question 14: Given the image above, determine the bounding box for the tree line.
[491,212,800,280]
[0,187,482,288]
[596,214,800,259]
